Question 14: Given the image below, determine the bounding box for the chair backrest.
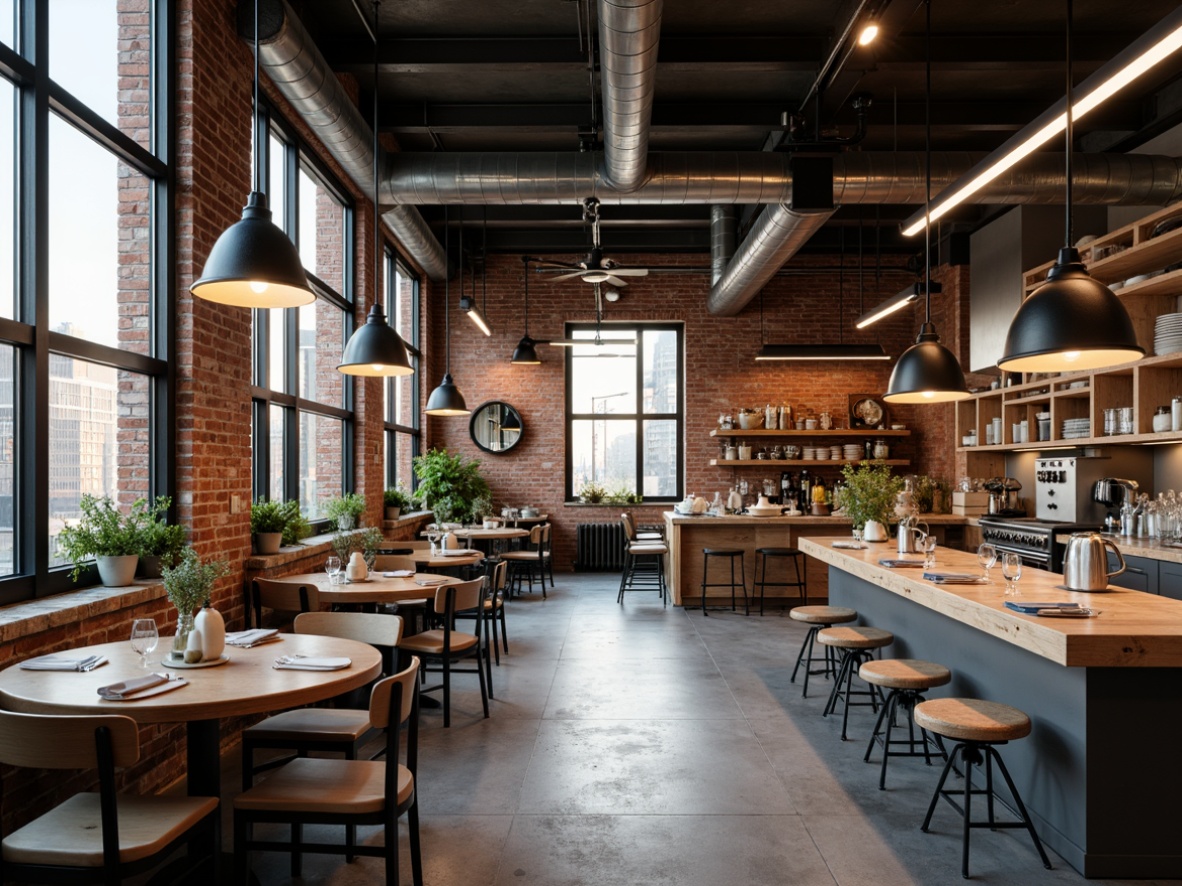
[433,577,483,615]
[620,512,636,542]
[489,559,508,594]
[252,577,319,618]
[527,524,543,546]
[369,655,420,730]
[294,611,404,649]
[380,540,432,554]
[373,554,416,572]
[539,522,551,546]
[0,710,140,770]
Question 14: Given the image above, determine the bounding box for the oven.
[978,516,1098,573]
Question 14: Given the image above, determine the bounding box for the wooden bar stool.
[753,547,806,615]
[698,548,747,616]
[915,698,1053,878]
[859,658,951,789]
[788,606,856,697]
[817,625,893,741]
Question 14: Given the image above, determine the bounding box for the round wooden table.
[435,526,529,559]
[411,550,484,570]
[282,570,463,605]
[0,634,381,797]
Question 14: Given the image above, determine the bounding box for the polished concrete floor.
[231,573,1177,885]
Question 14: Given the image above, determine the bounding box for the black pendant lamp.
[338,1,414,377]
[426,207,470,416]
[884,0,969,405]
[998,0,1143,374]
[190,0,314,309]
[511,256,541,364]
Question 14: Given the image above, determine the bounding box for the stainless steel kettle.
[1062,531,1126,591]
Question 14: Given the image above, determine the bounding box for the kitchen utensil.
[1062,531,1126,591]
[1092,477,1138,532]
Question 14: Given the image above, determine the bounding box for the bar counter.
[799,536,1182,877]
[662,513,966,607]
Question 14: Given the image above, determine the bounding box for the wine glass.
[976,543,998,580]
[922,534,937,570]
[1001,552,1022,596]
[325,555,342,585]
[130,618,158,669]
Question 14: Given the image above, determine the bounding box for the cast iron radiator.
[574,522,625,571]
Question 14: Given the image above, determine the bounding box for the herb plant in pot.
[840,461,903,542]
[137,496,186,578]
[383,486,413,520]
[161,548,230,662]
[324,492,365,531]
[413,448,491,525]
[57,494,144,587]
[250,498,287,555]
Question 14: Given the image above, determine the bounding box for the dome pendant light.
[338,1,414,377]
[884,0,969,405]
[426,207,470,416]
[998,0,1142,374]
[511,257,541,364]
[190,0,314,309]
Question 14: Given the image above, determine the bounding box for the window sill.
[0,580,167,644]
[245,512,434,570]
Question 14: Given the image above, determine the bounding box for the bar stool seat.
[699,548,747,616]
[915,698,1052,878]
[817,626,893,740]
[860,659,951,789]
[753,547,806,616]
[788,606,857,697]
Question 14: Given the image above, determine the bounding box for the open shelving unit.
[708,428,912,469]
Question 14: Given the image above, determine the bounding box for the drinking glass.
[130,618,159,669]
[976,543,998,580]
[325,555,342,585]
[1001,552,1022,596]
[922,535,937,570]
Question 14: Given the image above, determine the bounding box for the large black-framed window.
[564,323,683,503]
[251,108,355,528]
[0,0,173,602]
[383,248,420,491]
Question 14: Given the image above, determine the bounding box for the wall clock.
[848,394,887,429]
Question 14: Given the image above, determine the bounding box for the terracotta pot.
[254,532,282,555]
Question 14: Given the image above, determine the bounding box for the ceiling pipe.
[598,0,663,192]
[710,206,737,287]
[244,0,448,281]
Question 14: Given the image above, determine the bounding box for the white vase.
[346,551,368,581]
[195,603,225,661]
[862,520,888,542]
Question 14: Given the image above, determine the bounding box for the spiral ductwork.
[710,206,737,287]
[598,0,663,192]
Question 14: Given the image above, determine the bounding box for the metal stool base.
[863,688,947,789]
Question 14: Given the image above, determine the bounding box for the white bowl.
[747,506,782,517]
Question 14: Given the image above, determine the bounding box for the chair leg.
[921,742,961,832]
[409,797,424,886]
[442,654,452,728]
[292,822,302,877]
[989,747,1053,871]
[385,806,399,886]
[476,648,491,719]
[234,816,251,884]
[500,606,509,652]
[485,637,495,700]
[241,739,254,792]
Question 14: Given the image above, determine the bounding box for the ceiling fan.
[538,198,650,287]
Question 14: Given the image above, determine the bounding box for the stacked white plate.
[1061,418,1091,439]
[1154,312,1182,356]
[802,447,817,460]
[843,445,862,461]
[829,446,842,460]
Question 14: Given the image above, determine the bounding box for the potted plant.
[250,499,287,555]
[57,494,145,587]
[413,448,491,525]
[137,496,187,578]
[840,461,903,541]
[324,492,365,530]
[384,486,413,520]
[281,501,312,547]
[160,547,230,659]
[579,481,607,504]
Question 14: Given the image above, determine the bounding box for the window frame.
[383,247,420,492]
[563,322,684,504]
[0,0,173,602]
[250,105,356,532]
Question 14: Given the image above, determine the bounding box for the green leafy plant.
[384,486,413,511]
[161,547,230,615]
[604,486,640,505]
[331,530,357,562]
[136,496,186,564]
[250,498,287,534]
[324,492,366,530]
[913,475,936,514]
[580,481,607,504]
[281,502,312,547]
[329,527,384,563]
[412,448,492,525]
[57,494,146,581]
[840,461,903,530]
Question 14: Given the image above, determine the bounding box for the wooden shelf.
[709,458,911,467]
[710,428,911,437]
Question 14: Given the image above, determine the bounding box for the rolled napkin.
[97,673,186,700]
[225,628,281,648]
[21,653,108,671]
[383,570,415,578]
[273,655,352,671]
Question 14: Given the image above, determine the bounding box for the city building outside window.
[0,0,171,601]
[251,115,354,526]
[565,323,683,503]
[383,249,420,491]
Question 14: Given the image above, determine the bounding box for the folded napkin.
[226,628,280,648]
[831,541,868,550]
[274,655,352,671]
[383,570,415,578]
[97,674,187,700]
[878,558,925,568]
[21,653,108,671]
[415,577,447,586]
[439,548,473,557]
[1004,600,1081,614]
[922,571,987,584]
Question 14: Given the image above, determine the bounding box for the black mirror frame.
[469,401,524,454]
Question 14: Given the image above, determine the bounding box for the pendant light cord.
[371,1,381,314]
[1065,0,1074,248]
[923,0,933,327]
[444,205,451,371]
[522,256,531,337]
[252,0,261,194]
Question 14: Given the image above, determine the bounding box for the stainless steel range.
[979,516,1099,571]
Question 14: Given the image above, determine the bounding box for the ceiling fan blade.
[603,275,629,287]
[609,268,649,277]
[534,261,582,271]
[551,271,587,282]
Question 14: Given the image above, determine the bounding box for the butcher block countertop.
[799,537,1182,668]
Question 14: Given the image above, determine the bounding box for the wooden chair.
[0,709,220,886]
[397,578,491,727]
[617,515,669,605]
[373,554,418,572]
[501,522,552,598]
[249,577,321,630]
[234,657,423,886]
[457,559,509,665]
[622,512,664,542]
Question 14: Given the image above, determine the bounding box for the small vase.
[170,612,195,661]
[195,602,225,661]
[862,520,888,542]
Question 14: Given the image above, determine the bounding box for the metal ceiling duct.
[598,0,663,192]
[710,206,737,287]
[248,0,448,281]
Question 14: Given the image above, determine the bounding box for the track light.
[858,21,879,45]
[459,295,492,336]
[855,283,922,329]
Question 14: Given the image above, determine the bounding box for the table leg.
[187,718,222,797]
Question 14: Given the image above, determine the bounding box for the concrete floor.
[230,572,1178,885]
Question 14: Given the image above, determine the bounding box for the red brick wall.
[426,253,966,568]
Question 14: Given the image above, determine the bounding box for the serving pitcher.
[1063,532,1125,591]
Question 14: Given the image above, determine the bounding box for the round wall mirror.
[469,401,524,454]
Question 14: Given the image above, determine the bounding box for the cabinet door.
[1107,552,1158,593]
[1158,561,1182,601]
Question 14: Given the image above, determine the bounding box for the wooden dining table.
[429,526,529,559]
[284,570,464,605]
[0,634,382,798]
[411,549,485,571]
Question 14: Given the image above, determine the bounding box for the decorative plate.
[161,653,231,669]
[849,394,886,429]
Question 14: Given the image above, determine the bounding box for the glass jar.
[171,612,195,660]
[873,439,890,459]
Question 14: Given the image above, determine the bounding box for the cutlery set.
[20,653,108,671]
